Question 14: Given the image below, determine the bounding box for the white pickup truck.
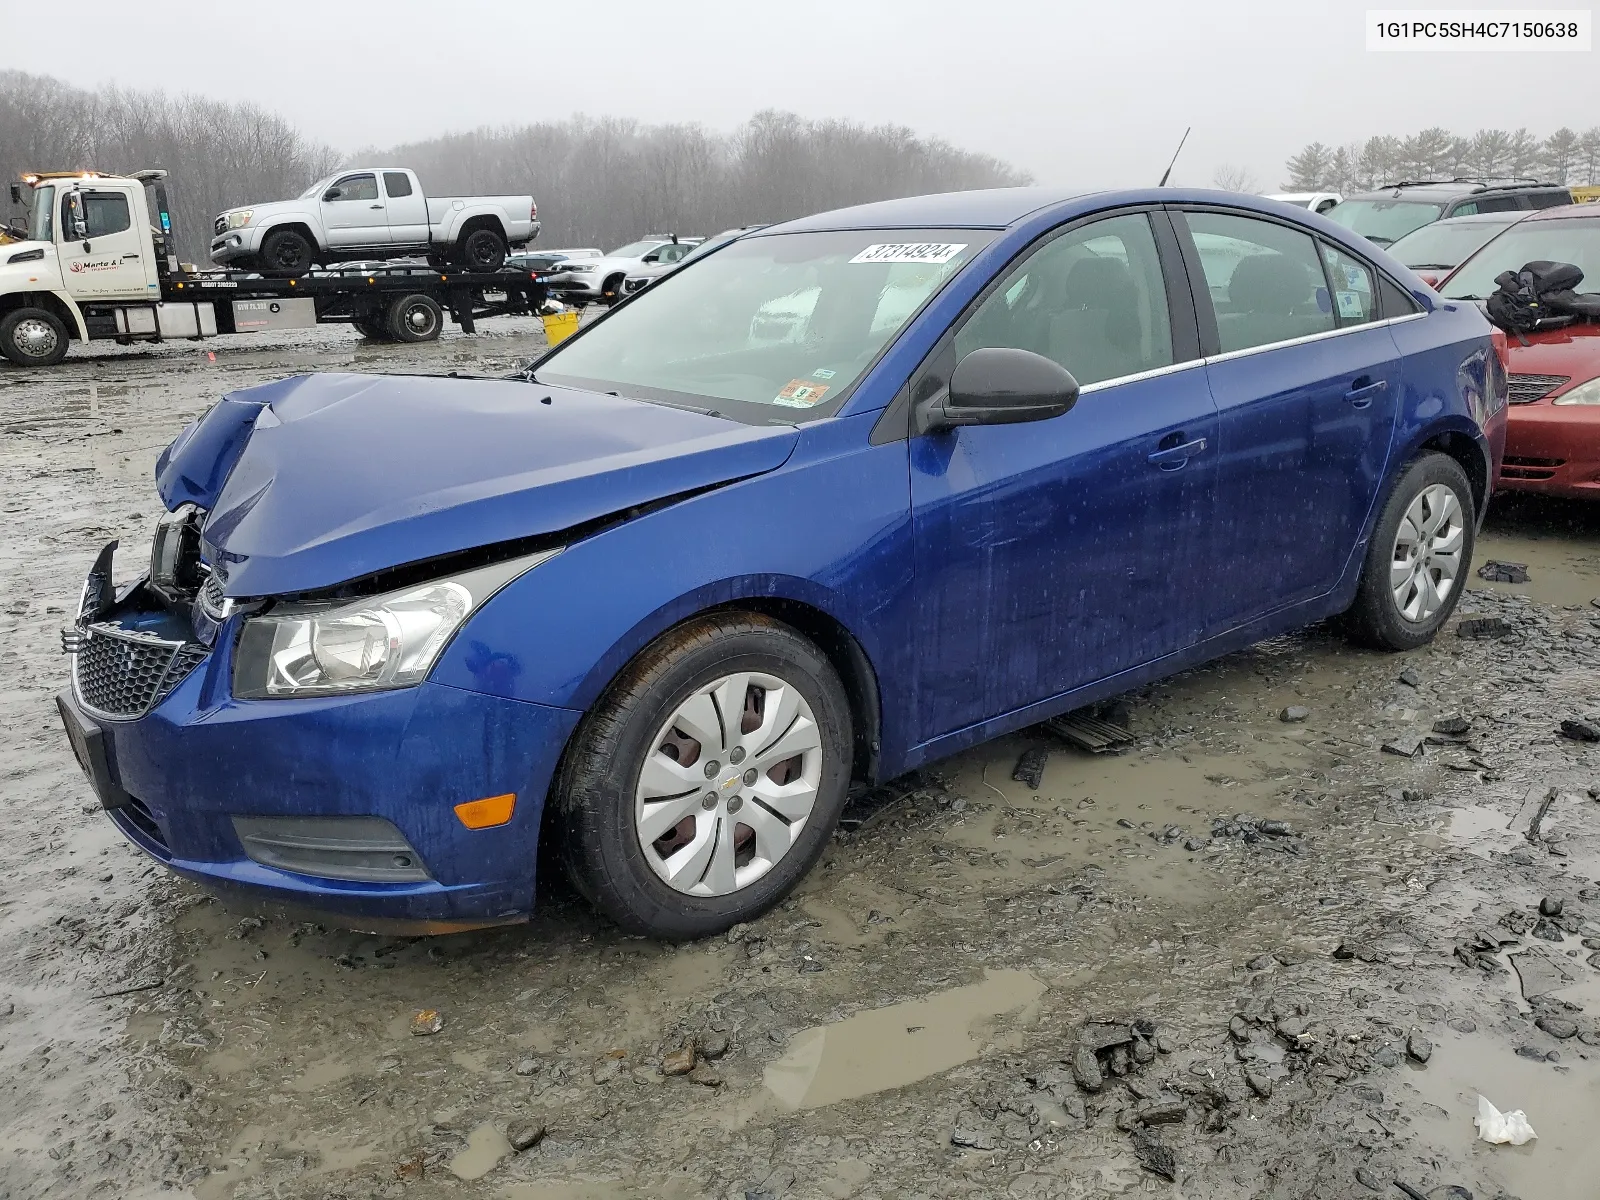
[210,167,539,275]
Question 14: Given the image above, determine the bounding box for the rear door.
[1174,208,1402,632]
[57,185,156,299]
[320,173,389,248]
[909,209,1217,740]
[382,171,429,246]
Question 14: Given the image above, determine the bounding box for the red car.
[1438,204,1600,499]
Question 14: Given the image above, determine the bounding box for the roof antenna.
[1158,127,1192,188]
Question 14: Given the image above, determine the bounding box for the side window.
[1450,201,1479,216]
[1475,195,1523,213]
[329,174,378,202]
[1379,276,1422,318]
[953,212,1174,387]
[1186,211,1334,353]
[83,192,131,238]
[1319,243,1377,327]
[382,172,413,198]
[659,244,692,263]
[1525,191,1572,210]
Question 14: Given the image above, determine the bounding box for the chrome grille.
[72,624,209,720]
[1507,373,1570,404]
[213,215,229,237]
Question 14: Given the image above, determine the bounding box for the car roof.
[1526,203,1600,221]
[1342,180,1568,201]
[766,187,1101,232]
[761,186,1420,237]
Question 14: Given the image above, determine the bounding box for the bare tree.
[1212,164,1259,193]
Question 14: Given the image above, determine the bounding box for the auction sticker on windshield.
[850,243,968,265]
[774,380,831,408]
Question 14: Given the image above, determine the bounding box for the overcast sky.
[4,0,1586,190]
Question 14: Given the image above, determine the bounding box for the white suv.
[548,237,702,304]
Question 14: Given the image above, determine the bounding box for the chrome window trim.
[1074,311,1428,393]
[1077,357,1206,394]
[1200,310,1428,369]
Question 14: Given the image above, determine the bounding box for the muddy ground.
[3,322,1600,1200]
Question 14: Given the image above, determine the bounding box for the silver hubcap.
[1390,483,1464,622]
[635,671,822,897]
[15,318,58,357]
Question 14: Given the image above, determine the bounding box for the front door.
[58,186,155,299]
[910,210,1218,741]
[1176,209,1401,631]
[319,173,390,248]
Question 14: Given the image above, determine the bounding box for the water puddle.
[762,968,1044,1110]
[449,1122,513,1181]
[1405,1023,1600,1200]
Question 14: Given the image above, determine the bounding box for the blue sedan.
[58,187,1507,938]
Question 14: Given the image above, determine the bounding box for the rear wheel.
[259,229,315,277]
[457,227,507,272]
[1344,452,1476,650]
[386,294,443,342]
[0,307,70,367]
[555,613,853,939]
[352,316,391,342]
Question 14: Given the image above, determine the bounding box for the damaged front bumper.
[57,545,581,931]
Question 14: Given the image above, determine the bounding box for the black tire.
[386,294,444,343]
[352,316,391,342]
[555,613,854,940]
[457,227,507,272]
[0,307,70,367]
[1344,452,1477,651]
[259,229,315,277]
[601,274,625,306]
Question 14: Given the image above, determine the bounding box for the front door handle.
[122,253,140,260]
[369,204,384,210]
[1147,436,1208,471]
[1345,378,1387,409]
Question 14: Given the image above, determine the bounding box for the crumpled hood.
[156,373,797,597]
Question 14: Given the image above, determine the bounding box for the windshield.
[536,228,994,423]
[607,240,663,259]
[1387,216,1522,270]
[1440,219,1600,299]
[1325,199,1445,245]
[27,185,55,241]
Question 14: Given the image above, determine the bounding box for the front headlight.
[1552,377,1600,406]
[226,209,254,230]
[562,263,596,273]
[232,549,558,699]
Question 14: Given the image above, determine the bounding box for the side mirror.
[65,191,88,240]
[917,347,1080,434]
[7,216,25,236]
[323,187,343,202]
[8,184,21,205]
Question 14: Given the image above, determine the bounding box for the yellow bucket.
[541,311,580,346]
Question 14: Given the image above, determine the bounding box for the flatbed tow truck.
[0,170,553,367]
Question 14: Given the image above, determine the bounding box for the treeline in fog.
[379,110,1028,251]
[0,70,1027,262]
[1285,126,1600,193]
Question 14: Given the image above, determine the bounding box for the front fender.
[430,413,916,755]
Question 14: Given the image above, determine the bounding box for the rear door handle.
[1345,378,1387,409]
[1147,436,1208,470]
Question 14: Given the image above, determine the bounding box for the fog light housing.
[231,815,431,882]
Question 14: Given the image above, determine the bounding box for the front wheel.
[259,229,314,277]
[0,307,70,367]
[555,613,853,939]
[1344,452,1476,651]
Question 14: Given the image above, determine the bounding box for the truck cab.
[1,170,184,364]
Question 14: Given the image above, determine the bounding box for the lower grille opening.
[118,796,169,852]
